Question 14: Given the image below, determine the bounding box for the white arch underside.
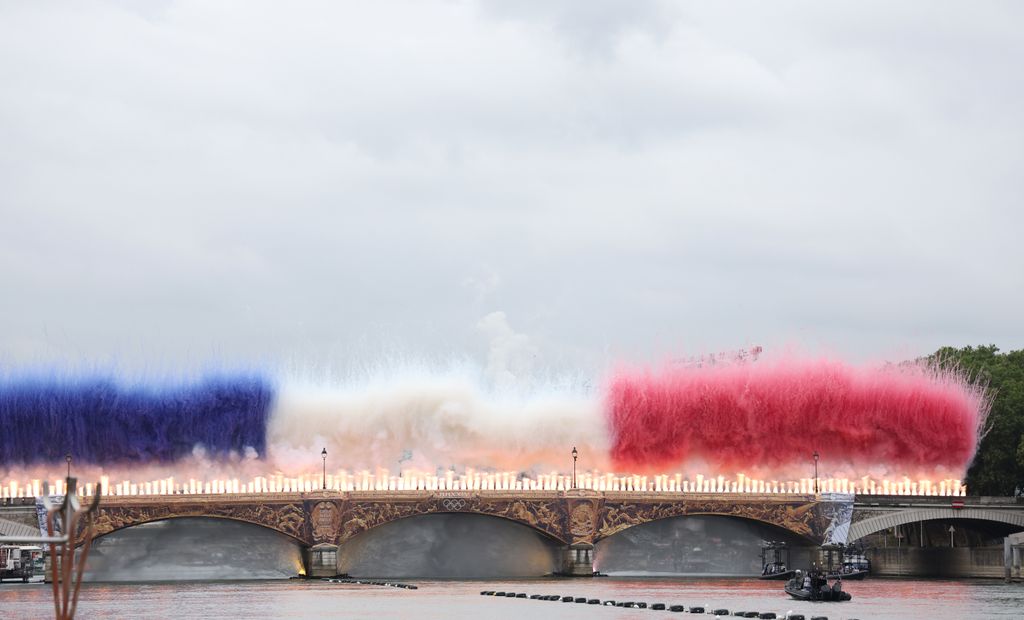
[848,508,1024,541]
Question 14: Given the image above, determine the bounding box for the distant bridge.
[850,496,1024,541]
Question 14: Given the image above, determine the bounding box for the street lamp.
[812,451,819,494]
[321,448,327,490]
[65,453,72,480]
[571,446,578,489]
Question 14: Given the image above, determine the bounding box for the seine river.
[2,577,1022,619]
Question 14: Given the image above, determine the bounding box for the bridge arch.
[335,496,570,546]
[84,516,306,582]
[341,508,566,545]
[598,511,820,545]
[594,498,832,545]
[89,513,309,546]
[336,511,564,578]
[848,508,1024,542]
[82,500,309,547]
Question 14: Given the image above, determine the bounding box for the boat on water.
[1,545,42,583]
[758,541,796,581]
[827,548,870,580]
[784,568,852,602]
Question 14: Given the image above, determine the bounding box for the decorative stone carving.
[311,501,340,542]
[569,502,597,542]
[84,500,308,545]
[336,495,570,544]
[597,499,830,543]
[82,492,837,549]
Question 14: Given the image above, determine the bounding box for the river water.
[2,577,1022,619]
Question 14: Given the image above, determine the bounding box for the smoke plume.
[606,358,990,477]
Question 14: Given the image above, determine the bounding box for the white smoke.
[266,359,608,475]
[475,311,537,392]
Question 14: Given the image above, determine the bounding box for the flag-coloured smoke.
[0,356,991,483]
[0,373,273,466]
[606,359,990,477]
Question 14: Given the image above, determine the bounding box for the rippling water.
[2,577,1022,619]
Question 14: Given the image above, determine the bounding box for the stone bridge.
[81,490,848,576]
[850,496,1024,541]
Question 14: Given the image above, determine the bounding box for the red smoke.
[606,358,988,477]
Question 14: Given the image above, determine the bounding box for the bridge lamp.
[572,446,578,489]
[321,448,327,490]
[65,453,72,480]
[812,451,819,494]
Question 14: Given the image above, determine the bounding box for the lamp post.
[571,446,578,489]
[65,453,72,480]
[812,451,819,494]
[321,448,327,490]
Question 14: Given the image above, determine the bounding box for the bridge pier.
[304,543,339,578]
[560,543,595,576]
[1007,533,1024,582]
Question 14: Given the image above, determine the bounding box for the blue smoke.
[0,374,275,466]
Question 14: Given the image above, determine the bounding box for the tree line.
[928,345,1024,496]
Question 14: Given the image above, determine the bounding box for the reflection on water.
[338,514,560,578]
[85,518,303,581]
[596,515,811,576]
[2,577,1023,620]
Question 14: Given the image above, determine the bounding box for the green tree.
[928,345,1024,496]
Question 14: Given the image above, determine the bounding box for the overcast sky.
[1,1,1021,380]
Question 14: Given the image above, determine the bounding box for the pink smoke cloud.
[605,358,989,478]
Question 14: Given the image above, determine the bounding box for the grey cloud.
[0,0,1021,374]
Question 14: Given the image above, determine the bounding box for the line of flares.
[0,470,968,499]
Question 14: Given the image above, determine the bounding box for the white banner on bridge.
[34,495,64,537]
[820,493,855,545]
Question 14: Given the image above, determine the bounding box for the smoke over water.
[0,354,990,485]
[607,358,990,479]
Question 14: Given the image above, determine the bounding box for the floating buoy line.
[479,591,861,620]
[323,577,417,589]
